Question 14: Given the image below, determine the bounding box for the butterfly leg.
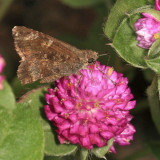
[95,63,116,86]
[74,71,83,100]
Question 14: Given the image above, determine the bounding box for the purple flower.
[0,55,5,73]
[155,0,160,11]
[134,13,160,49]
[44,62,136,152]
[0,55,5,90]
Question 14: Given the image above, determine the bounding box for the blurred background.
[0,0,159,159]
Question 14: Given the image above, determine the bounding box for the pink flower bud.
[0,55,5,90]
[0,76,5,90]
[155,0,160,11]
[0,55,5,73]
[44,62,136,152]
[134,13,160,49]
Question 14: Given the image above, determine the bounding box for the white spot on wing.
[47,40,53,47]
[24,32,39,40]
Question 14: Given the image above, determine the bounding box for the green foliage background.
[0,0,160,159]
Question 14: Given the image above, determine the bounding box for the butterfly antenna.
[98,52,111,65]
[99,53,108,57]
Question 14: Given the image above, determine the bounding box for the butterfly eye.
[88,58,95,63]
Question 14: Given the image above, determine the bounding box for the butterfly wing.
[12,26,87,84]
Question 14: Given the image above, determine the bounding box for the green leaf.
[44,130,77,156]
[75,147,88,160]
[112,18,147,68]
[91,138,113,159]
[148,39,160,58]
[11,77,23,98]
[18,86,48,119]
[11,77,48,98]
[60,0,104,8]
[131,8,160,21]
[0,80,16,109]
[17,86,51,130]
[158,76,160,98]
[0,103,44,160]
[18,87,77,156]
[129,13,142,30]
[19,87,54,134]
[17,86,52,137]
[145,39,160,73]
[146,75,160,133]
[145,57,160,74]
[44,155,74,160]
[104,0,153,39]
[44,156,62,160]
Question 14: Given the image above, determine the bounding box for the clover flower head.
[44,61,136,152]
[134,13,160,49]
[0,55,5,90]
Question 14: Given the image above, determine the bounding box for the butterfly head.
[86,50,98,64]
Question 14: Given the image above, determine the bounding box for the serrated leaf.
[146,76,160,133]
[0,80,16,109]
[112,18,147,68]
[91,138,113,159]
[44,131,77,156]
[0,103,44,160]
[60,0,104,8]
[104,0,153,39]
